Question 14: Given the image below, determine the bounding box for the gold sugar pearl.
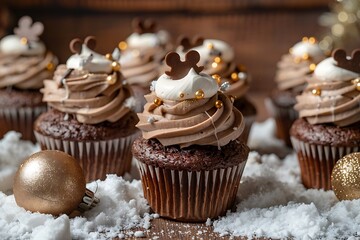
[302,37,309,42]
[20,37,28,45]
[111,61,121,71]
[212,62,218,68]
[179,92,185,98]
[105,53,113,60]
[154,97,163,106]
[118,41,128,51]
[106,75,116,85]
[308,37,316,44]
[214,56,222,63]
[311,88,321,96]
[46,62,54,71]
[309,63,316,72]
[229,95,235,103]
[231,72,239,81]
[302,53,309,60]
[215,100,223,109]
[352,78,360,84]
[195,90,205,99]
[212,74,222,84]
[356,83,360,91]
[207,43,214,49]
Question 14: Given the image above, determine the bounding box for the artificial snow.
[0,119,360,239]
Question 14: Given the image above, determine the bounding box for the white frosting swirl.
[291,41,324,63]
[127,30,170,49]
[314,57,359,82]
[0,35,45,55]
[66,44,112,73]
[155,68,218,101]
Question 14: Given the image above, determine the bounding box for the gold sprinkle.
[212,62,218,68]
[309,63,316,72]
[195,90,204,99]
[356,83,360,91]
[229,95,235,103]
[231,72,239,81]
[212,74,221,84]
[302,37,309,42]
[215,100,223,109]
[214,56,222,63]
[351,78,360,84]
[105,53,113,60]
[118,41,128,50]
[46,62,54,71]
[207,43,214,49]
[302,53,309,60]
[179,92,185,98]
[106,75,116,85]
[20,37,28,45]
[154,97,163,106]
[111,61,121,71]
[312,88,321,96]
[309,37,316,44]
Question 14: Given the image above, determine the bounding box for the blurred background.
[1,0,359,121]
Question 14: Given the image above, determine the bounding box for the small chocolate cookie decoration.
[178,35,204,52]
[165,50,204,80]
[132,18,156,34]
[333,48,360,73]
[69,36,96,54]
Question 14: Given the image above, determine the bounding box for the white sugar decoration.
[123,96,138,111]
[150,80,157,92]
[147,117,157,124]
[112,48,121,61]
[220,81,230,92]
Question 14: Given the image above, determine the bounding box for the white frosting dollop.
[0,35,45,55]
[127,30,170,49]
[66,44,112,73]
[291,41,324,63]
[314,57,360,82]
[155,68,218,101]
[177,39,234,65]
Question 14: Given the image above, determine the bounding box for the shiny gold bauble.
[13,150,86,215]
[331,152,360,201]
[195,90,205,99]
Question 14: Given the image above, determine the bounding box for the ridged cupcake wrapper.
[240,115,256,144]
[34,131,139,182]
[265,98,298,146]
[0,105,47,142]
[291,136,360,190]
[135,160,247,222]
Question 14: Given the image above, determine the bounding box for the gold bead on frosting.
[231,72,239,81]
[195,90,205,99]
[212,74,221,84]
[331,152,360,201]
[118,41,128,50]
[46,62,54,71]
[215,100,223,109]
[179,92,185,98]
[356,83,360,91]
[106,75,116,85]
[311,88,321,96]
[214,56,222,63]
[352,78,360,91]
[154,97,163,106]
[20,37,28,45]
[302,53,309,60]
[302,37,309,42]
[309,63,316,72]
[212,62,218,68]
[229,95,235,103]
[105,53,113,60]
[207,43,214,49]
[308,37,316,44]
[111,61,121,71]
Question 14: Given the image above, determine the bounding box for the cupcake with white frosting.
[118,18,172,112]
[174,36,256,143]
[34,36,138,182]
[0,16,58,142]
[267,37,326,146]
[290,48,360,190]
[132,50,249,222]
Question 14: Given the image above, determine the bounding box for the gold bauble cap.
[13,150,87,215]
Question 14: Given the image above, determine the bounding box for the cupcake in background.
[0,16,57,142]
[118,18,172,112]
[290,48,360,190]
[132,50,249,222]
[34,36,138,182]
[174,36,256,143]
[266,37,326,146]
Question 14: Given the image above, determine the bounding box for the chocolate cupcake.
[174,36,256,143]
[34,36,138,182]
[118,18,172,112]
[0,16,57,142]
[266,37,326,146]
[132,50,249,222]
[290,48,360,190]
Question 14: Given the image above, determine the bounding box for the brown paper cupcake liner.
[0,105,47,142]
[34,131,139,182]
[135,159,247,222]
[265,98,298,146]
[291,136,360,190]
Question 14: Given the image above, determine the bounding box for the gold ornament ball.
[13,150,86,215]
[331,152,360,201]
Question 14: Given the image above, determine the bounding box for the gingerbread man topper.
[333,48,360,73]
[165,50,204,80]
[69,36,96,54]
[178,35,204,52]
[14,16,43,41]
[132,18,156,34]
